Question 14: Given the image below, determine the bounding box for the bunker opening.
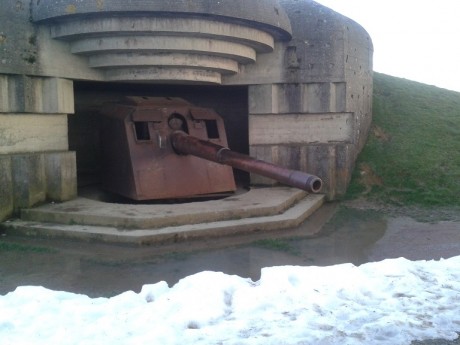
[70,82,250,203]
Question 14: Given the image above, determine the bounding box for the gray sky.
[313,0,460,92]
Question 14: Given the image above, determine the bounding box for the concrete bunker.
[0,0,373,240]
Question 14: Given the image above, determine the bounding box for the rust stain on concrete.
[96,0,104,10]
[66,4,77,14]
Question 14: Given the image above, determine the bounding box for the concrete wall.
[0,1,98,80]
[0,0,373,220]
[225,0,373,199]
[0,74,77,221]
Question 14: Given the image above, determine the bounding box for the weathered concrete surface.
[0,75,74,114]
[1,0,290,82]
[48,21,268,83]
[21,187,308,229]
[0,73,76,219]
[104,67,223,84]
[249,83,346,114]
[70,36,257,61]
[0,152,77,220]
[240,0,373,200]
[3,189,325,244]
[11,154,46,212]
[12,0,291,84]
[0,155,13,221]
[0,1,96,79]
[90,53,239,74]
[0,75,74,155]
[49,17,275,52]
[249,113,353,145]
[0,1,39,77]
[45,152,77,202]
[32,0,292,39]
[225,0,372,85]
[0,115,68,154]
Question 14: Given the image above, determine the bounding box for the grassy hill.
[346,72,460,208]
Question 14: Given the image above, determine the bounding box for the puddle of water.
[1,204,460,298]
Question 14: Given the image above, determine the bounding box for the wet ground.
[1,202,460,344]
[1,202,460,298]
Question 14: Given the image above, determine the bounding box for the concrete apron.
[1,187,325,245]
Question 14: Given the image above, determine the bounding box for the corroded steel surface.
[99,97,236,200]
[171,131,322,193]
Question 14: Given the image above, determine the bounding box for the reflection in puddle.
[1,205,460,298]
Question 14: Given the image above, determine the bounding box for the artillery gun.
[99,97,322,200]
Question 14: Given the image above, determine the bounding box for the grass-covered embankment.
[347,72,460,208]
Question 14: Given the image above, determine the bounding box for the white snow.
[2,257,460,345]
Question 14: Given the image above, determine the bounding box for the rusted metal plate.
[99,97,236,200]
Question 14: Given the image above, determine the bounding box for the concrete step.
[2,193,325,245]
[20,187,309,229]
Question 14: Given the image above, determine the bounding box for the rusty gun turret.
[99,96,322,200]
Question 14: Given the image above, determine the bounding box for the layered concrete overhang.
[31,0,292,84]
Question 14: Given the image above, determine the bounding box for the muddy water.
[1,204,460,298]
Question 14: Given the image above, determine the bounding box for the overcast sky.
[313,0,460,93]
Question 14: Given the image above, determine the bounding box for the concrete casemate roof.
[32,0,292,40]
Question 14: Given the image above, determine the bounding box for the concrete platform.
[2,187,325,244]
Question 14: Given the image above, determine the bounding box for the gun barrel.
[171,131,322,193]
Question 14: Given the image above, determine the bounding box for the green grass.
[347,72,460,207]
[0,241,58,253]
[253,238,300,256]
